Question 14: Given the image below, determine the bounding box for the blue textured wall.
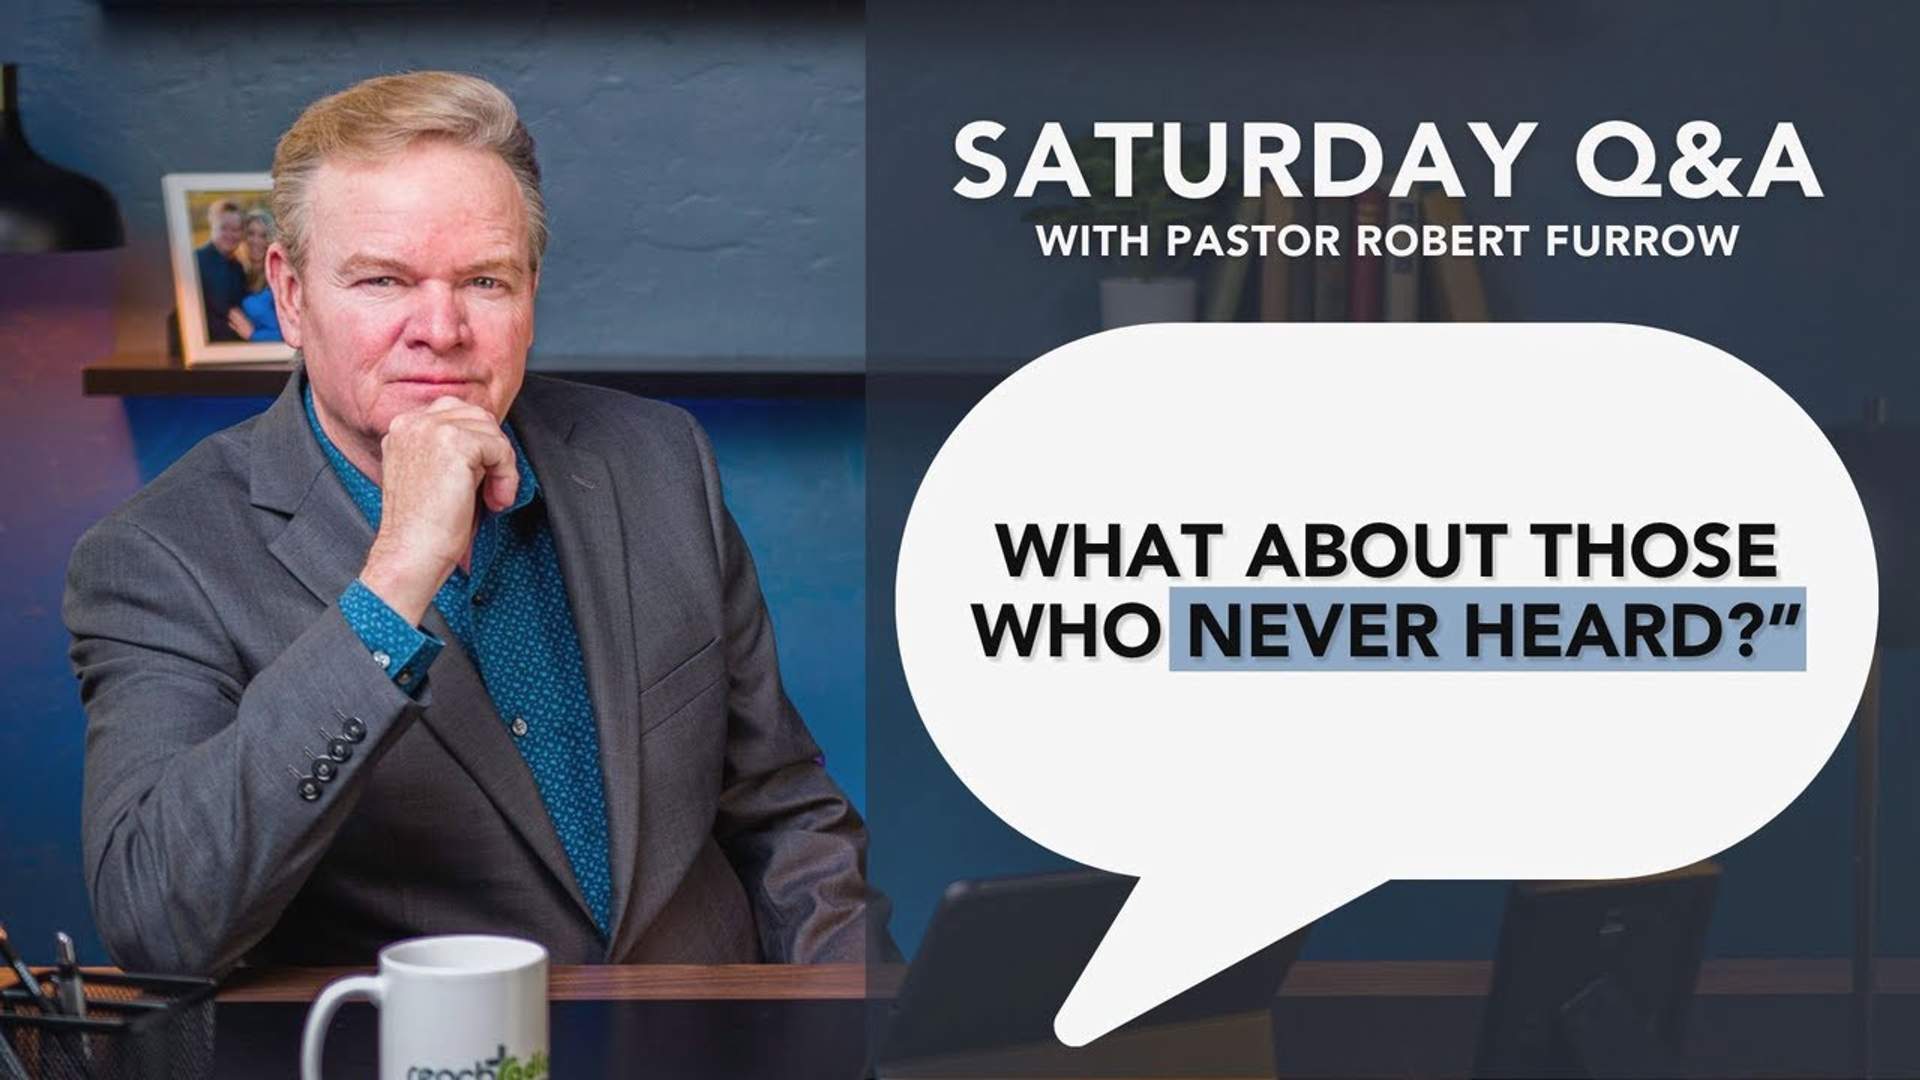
[0,1,863,966]
[7,0,862,365]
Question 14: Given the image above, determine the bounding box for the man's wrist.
[358,542,448,625]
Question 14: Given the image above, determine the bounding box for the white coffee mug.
[300,934,549,1080]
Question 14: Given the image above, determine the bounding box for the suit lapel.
[256,371,370,603]
[509,390,646,953]
[264,471,374,608]
[253,368,597,929]
[415,606,595,923]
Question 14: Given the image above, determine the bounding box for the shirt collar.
[302,381,540,532]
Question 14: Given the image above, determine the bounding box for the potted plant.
[1022,135,1222,329]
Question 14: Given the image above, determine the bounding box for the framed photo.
[162,172,296,365]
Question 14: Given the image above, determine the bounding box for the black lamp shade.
[0,63,125,252]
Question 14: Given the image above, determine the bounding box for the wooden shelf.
[81,355,863,399]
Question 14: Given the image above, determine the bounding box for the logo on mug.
[406,1043,550,1080]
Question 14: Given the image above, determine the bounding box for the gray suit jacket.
[66,371,879,975]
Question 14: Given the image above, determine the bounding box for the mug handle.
[300,974,384,1080]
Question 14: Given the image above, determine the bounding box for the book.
[1313,196,1349,320]
[1348,189,1385,320]
[1258,189,1299,321]
[1419,189,1490,321]
[1385,191,1421,321]
[1206,196,1264,321]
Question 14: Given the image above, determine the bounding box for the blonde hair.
[269,71,547,272]
[242,207,276,289]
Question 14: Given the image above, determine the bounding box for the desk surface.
[14,960,1920,1078]
[217,961,875,1003]
[207,956,1920,1003]
[216,959,1920,1079]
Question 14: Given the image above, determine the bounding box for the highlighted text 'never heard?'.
[969,519,1807,668]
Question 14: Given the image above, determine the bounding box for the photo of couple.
[190,193,279,343]
[164,173,297,364]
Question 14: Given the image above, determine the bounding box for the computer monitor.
[873,870,1308,1076]
[1473,862,1720,1079]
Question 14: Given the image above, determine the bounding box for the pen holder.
[0,971,216,1080]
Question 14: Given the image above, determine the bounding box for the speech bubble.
[893,323,1877,1047]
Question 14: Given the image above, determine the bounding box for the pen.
[55,931,94,1078]
[0,926,49,1012]
[55,933,84,1019]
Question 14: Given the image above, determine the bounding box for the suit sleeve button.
[327,738,353,763]
[312,759,337,783]
[298,777,322,802]
[342,717,368,743]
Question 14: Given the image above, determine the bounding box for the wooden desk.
[17,960,1920,1078]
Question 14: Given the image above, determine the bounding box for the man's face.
[270,140,537,458]
[210,211,243,256]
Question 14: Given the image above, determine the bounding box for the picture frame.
[162,172,296,366]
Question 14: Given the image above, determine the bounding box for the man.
[194,199,249,342]
[66,72,880,975]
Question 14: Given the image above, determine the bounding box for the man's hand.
[358,397,518,624]
[226,308,255,341]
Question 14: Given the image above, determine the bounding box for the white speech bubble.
[894,323,1877,1047]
